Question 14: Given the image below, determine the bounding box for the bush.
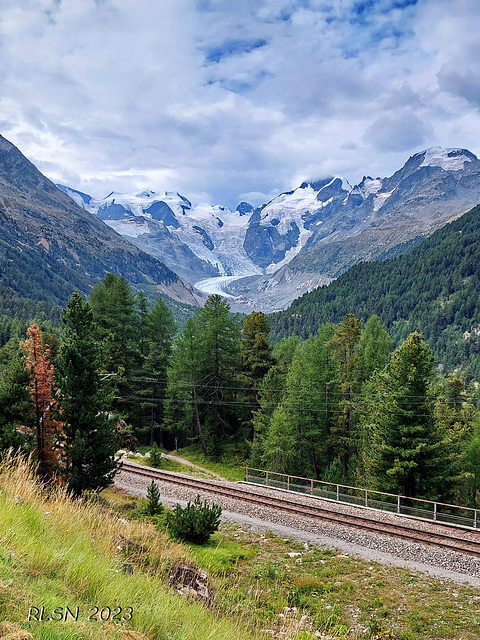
[166,495,222,545]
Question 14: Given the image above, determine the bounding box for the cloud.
[363,111,433,152]
[0,0,479,207]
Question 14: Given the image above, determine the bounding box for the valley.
[60,146,480,312]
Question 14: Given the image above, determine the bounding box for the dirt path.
[162,453,225,480]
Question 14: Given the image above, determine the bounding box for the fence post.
[433,502,437,522]
[365,489,368,507]
[310,479,314,494]
[266,471,269,486]
[474,510,477,529]
[245,468,248,482]
[397,496,401,514]
[287,475,290,491]
[336,484,339,501]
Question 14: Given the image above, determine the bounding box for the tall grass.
[0,452,266,640]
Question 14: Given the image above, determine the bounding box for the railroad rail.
[118,461,480,559]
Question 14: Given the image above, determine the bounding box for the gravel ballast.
[115,465,480,587]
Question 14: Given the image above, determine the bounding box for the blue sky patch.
[204,39,269,64]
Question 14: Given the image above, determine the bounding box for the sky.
[1,0,480,209]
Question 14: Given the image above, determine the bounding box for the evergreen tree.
[364,332,444,498]
[194,295,241,456]
[0,341,33,452]
[139,298,176,446]
[249,336,299,467]
[165,318,206,452]
[55,291,120,496]
[328,314,361,478]
[88,274,139,424]
[240,311,274,441]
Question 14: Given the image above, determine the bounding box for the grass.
[129,443,246,481]
[0,453,264,640]
[171,444,246,481]
[3,453,480,639]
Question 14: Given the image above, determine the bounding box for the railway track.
[119,461,480,559]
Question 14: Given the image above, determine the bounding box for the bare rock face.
[168,564,215,606]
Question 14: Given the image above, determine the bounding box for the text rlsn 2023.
[27,606,133,622]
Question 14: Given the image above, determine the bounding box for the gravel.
[115,465,480,587]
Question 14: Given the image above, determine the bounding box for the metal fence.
[243,467,479,529]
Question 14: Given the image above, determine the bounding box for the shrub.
[166,496,222,545]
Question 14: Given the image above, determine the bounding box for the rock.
[168,564,215,605]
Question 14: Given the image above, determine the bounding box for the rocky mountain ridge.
[0,134,202,319]
[60,146,480,312]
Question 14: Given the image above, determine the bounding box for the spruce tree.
[55,291,120,496]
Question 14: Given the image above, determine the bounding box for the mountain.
[0,134,202,322]
[62,146,480,312]
[268,202,480,378]
[57,185,260,284]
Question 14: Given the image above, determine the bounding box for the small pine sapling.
[166,495,222,544]
[146,480,163,516]
[150,444,162,468]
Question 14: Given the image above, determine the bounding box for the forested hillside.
[269,203,480,377]
[3,278,480,512]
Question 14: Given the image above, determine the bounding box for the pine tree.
[165,318,206,452]
[88,274,140,424]
[0,341,33,452]
[140,298,176,447]
[365,332,444,498]
[21,324,62,479]
[240,311,274,441]
[194,295,241,456]
[146,480,163,516]
[55,291,120,496]
[249,336,299,468]
[328,314,361,478]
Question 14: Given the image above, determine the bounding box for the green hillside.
[269,203,480,377]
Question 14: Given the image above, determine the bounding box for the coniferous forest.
[2,271,480,510]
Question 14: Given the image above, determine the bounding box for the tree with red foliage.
[21,324,62,479]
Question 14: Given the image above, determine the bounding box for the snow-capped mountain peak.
[418,147,477,171]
